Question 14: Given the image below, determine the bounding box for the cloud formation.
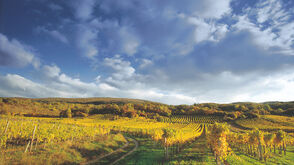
[1,0,294,104]
[35,26,68,44]
[0,63,196,105]
[233,0,294,54]
[76,24,98,59]
[0,33,40,68]
[67,0,232,59]
[71,0,96,21]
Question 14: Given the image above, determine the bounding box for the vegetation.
[1,97,294,164]
[1,97,294,120]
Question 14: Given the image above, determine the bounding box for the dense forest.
[0,97,293,120]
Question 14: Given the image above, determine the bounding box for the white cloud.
[256,0,289,24]
[3,0,294,105]
[233,15,278,49]
[76,25,98,59]
[85,0,230,58]
[48,30,68,44]
[42,64,60,78]
[104,55,135,80]
[0,69,197,104]
[98,83,118,91]
[2,59,294,104]
[119,26,140,56]
[233,0,294,55]
[0,33,40,68]
[139,59,153,69]
[186,16,228,43]
[151,0,232,19]
[41,64,98,93]
[228,70,294,103]
[65,0,100,60]
[0,64,198,104]
[0,74,60,98]
[88,19,141,56]
[35,26,68,44]
[71,0,96,21]
[193,0,232,19]
[129,89,197,105]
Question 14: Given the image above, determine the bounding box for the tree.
[263,104,271,111]
[112,104,121,114]
[126,111,138,118]
[122,103,134,113]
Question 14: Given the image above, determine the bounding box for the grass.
[262,115,294,127]
[96,136,136,165]
[1,115,294,164]
[227,146,294,165]
[0,133,127,165]
[167,135,215,165]
[235,117,294,131]
[117,134,216,165]
[118,136,165,165]
[95,133,290,165]
[0,141,83,164]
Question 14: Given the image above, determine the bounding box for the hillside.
[0,97,168,118]
[32,97,164,105]
[0,97,294,119]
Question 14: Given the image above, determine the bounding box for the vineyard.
[168,115,222,124]
[0,114,294,164]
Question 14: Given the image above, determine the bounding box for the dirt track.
[110,136,138,165]
[82,135,138,165]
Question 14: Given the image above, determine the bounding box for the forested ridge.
[0,97,293,120]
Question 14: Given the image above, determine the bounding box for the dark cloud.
[192,30,294,73]
[137,30,294,95]
[71,0,231,58]
[2,0,294,104]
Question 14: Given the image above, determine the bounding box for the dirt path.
[110,136,139,165]
[82,136,130,165]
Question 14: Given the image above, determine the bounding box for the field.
[1,98,294,164]
[0,114,293,165]
[234,115,294,132]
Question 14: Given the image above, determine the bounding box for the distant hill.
[0,97,168,117]
[31,97,165,105]
[0,97,293,118]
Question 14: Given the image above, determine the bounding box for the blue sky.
[1,0,294,104]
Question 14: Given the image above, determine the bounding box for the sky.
[1,0,294,105]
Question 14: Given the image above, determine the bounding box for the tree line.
[0,98,293,120]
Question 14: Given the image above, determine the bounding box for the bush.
[73,111,88,117]
[156,116,164,122]
[126,111,138,118]
[244,112,259,119]
[59,108,73,118]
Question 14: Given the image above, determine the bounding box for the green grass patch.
[227,146,294,165]
[167,135,215,165]
[118,136,165,165]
